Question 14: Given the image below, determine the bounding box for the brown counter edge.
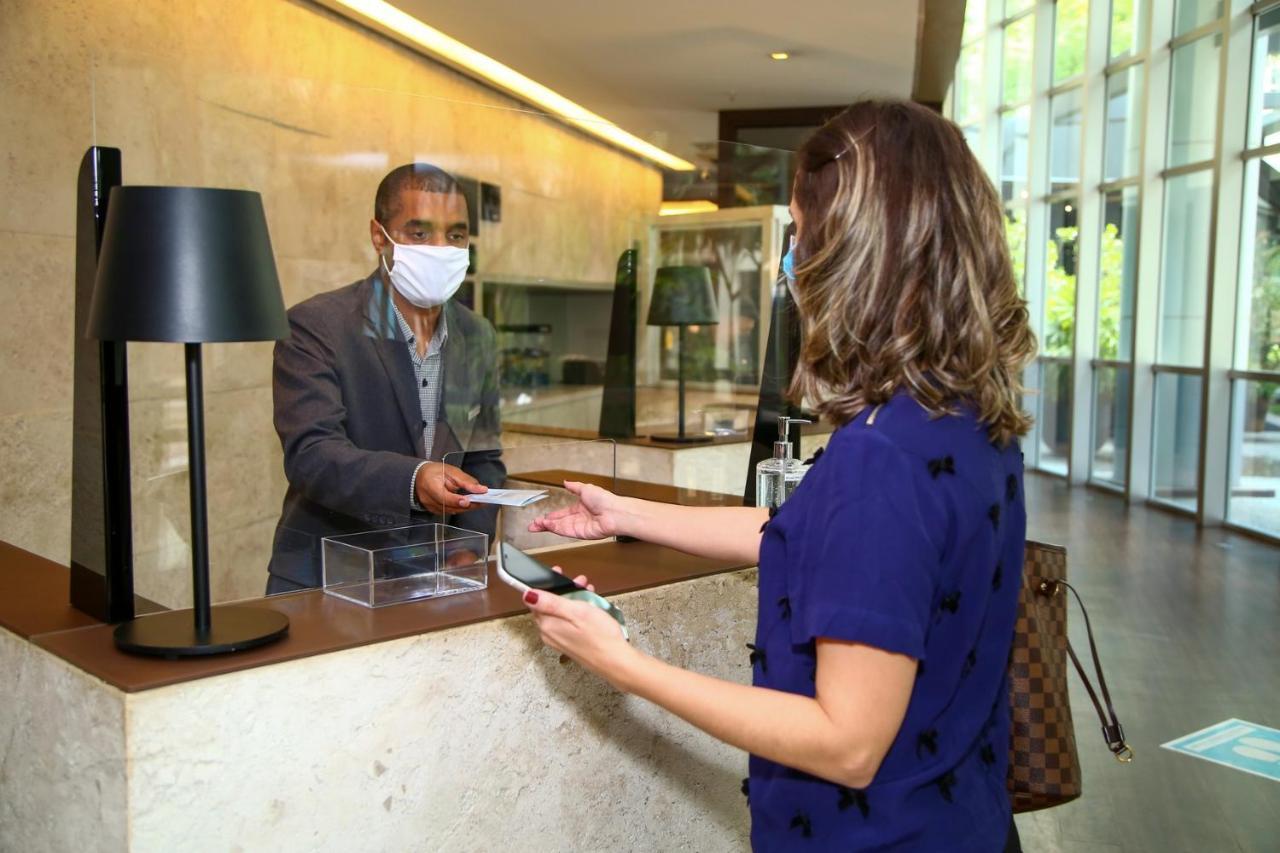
[20,540,754,694]
[0,541,168,640]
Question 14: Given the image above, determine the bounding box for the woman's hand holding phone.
[527,480,626,540]
[522,569,637,684]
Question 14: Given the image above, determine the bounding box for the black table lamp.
[88,186,291,657]
[647,265,718,443]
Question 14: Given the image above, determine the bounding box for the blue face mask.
[782,245,796,282]
[781,236,799,303]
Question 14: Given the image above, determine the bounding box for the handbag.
[1006,541,1133,813]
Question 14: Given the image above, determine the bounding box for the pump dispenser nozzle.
[773,415,811,461]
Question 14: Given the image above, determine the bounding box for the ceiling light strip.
[318,0,695,171]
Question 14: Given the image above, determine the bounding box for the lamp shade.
[88,187,288,343]
[646,265,719,326]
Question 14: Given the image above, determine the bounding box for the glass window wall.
[1092,364,1132,485]
[1173,0,1222,37]
[1151,371,1203,510]
[1110,0,1143,60]
[1104,65,1144,182]
[1230,9,1280,539]
[1158,169,1213,367]
[1050,89,1084,192]
[1004,14,1036,105]
[1167,33,1221,168]
[950,0,1272,536]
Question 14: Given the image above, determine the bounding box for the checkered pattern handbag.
[1007,541,1132,813]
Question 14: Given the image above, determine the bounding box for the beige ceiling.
[391,0,922,162]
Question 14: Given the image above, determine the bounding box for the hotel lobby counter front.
[0,539,758,852]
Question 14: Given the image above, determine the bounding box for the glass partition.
[443,439,617,554]
[87,57,796,609]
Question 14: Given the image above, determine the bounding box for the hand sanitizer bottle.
[755,416,811,509]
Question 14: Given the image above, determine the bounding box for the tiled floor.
[1016,473,1280,853]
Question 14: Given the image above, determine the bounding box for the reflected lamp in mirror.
[88,186,291,657]
[646,265,718,443]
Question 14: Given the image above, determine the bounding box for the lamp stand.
[650,326,712,445]
[114,343,289,657]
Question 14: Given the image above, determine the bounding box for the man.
[267,163,504,593]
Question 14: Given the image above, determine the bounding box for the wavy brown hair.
[787,99,1037,445]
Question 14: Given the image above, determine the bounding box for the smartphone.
[497,542,628,640]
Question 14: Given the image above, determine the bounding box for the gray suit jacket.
[267,271,505,588]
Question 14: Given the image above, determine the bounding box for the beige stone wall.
[0,0,661,606]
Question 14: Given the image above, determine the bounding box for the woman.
[523,99,1036,851]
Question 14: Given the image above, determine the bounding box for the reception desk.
[0,539,758,852]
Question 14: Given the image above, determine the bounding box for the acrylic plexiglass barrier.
[437,438,618,554]
[80,54,794,610]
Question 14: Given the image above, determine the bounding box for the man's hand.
[415,462,488,514]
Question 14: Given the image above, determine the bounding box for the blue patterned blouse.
[748,390,1025,851]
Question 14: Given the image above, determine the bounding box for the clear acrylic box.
[322,524,489,608]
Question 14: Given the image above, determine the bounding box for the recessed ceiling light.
[770,51,791,61]
[318,0,695,171]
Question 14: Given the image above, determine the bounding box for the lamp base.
[648,432,714,444]
[114,606,289,658]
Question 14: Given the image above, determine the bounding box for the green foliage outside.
[1109,0,1137,59]
[1041,222,1128,360]
[1003,16,1034,103]
[1054,0,1089,82]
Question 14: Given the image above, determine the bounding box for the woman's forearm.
[616,499,769,564]
[613,649,876,789]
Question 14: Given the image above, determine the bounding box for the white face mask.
[378,224,470,309]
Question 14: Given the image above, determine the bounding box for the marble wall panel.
[0,232,76,420]
[0,410,73,566]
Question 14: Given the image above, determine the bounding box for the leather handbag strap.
[1040,578,1134,763]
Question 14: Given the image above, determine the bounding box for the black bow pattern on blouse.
[803,446,824,466]
[927,455,956,479]
[836,786,871,819]
[988,503,1001,530]
[916,728,939,759]
[789,812,813,838]
[980,743,997,767]
[778,596,792,621]
[937,591,961,617]
[934,770,958,803]
[758,504,779,533]
[1006,473,1019,503]
[746,643,767,673]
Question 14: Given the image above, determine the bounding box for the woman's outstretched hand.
[527,481,626,540]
